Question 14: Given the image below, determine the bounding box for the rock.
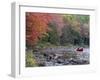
[43,53,48,57]
[76,60,89,64]
[54,63,63,66]
[38,63,45,66]
[45,62,54,66]
[57,58,64,64]
[32,47,89,66]
[63,59,70,65]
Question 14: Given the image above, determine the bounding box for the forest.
[26,12,89,67]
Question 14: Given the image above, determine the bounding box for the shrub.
[26,50,37,67]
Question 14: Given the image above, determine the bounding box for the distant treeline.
[26,13,89,48]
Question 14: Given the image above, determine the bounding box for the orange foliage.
[26,12,52,47]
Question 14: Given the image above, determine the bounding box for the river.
[33,47,90,66]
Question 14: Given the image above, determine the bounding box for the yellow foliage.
[26,50,37,67]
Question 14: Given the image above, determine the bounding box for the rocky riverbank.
[32,47,89,66]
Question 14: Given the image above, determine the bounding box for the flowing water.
[33,47,89,66]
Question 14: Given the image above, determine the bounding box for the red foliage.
[49,14,65,35]
[26,12,52,47]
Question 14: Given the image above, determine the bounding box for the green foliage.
[38,14,89,46]
[63,14,89,25]
[47,23,60,45]
[63,14,77,26]
[60,25,80,45]
[35,42,52,49]
[77,15,89,24]
[39,22,60,45]
[60,14,89,46]
[26,50,37,67]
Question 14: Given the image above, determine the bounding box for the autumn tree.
[26,12,52,48]
[61,14,89,46]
